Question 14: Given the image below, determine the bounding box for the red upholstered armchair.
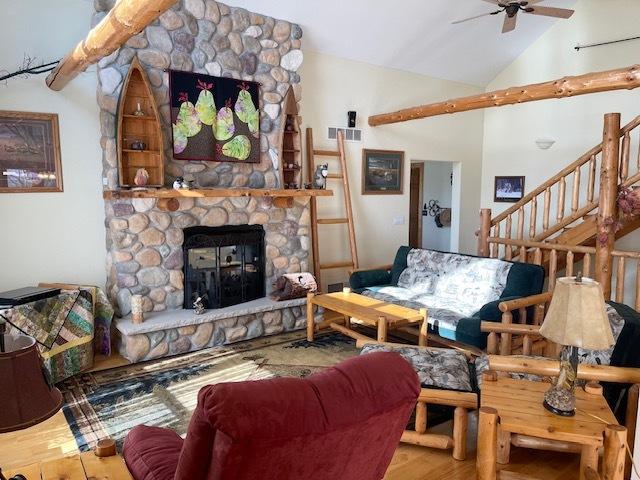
[123,352,419,480]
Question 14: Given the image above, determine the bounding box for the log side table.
[306,290,428,345]
[477,374,626,480]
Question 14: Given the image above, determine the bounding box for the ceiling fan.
[452,0,574,33]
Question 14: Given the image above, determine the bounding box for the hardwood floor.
[0,408,582,478]
[0,354,581,478]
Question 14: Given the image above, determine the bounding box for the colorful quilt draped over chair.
[3,285,114,383]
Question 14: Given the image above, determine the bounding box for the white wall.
[300,51,484,288]
[0,0,105,292]
[0,3,486,294]
[482,0,640,216]
[421,161,453,252]
[481,0,640,306]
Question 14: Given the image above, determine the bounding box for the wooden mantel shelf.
[103,188,333,200]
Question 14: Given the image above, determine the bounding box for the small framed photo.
[362,149,404,195]
[494,176,525,203]
[0,110,63,193]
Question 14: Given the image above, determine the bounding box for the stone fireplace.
[93,1,321,363]
[183,224,265,309]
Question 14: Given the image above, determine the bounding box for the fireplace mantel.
[102,188,333,200]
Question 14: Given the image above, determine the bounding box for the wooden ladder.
[306,128,359,288]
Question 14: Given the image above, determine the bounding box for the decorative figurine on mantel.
[133,168,149,188]
[313,164,328,189]
[193,296,205,315]
[173,176,190,190]
[133,102,146,117]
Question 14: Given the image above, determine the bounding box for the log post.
[418,308,428,347]
[477,407,499,480]
[603,424,626,480]
[452,407,468,461]
[415,402,427,434]
[595,113,621,298]
[306,292,316,342]
[46,0,177,90]
[478,209,492,257]
[377,315,388,342]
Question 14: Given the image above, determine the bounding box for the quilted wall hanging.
[169,70,260,163]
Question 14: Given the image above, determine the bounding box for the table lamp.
[0,318,63,480]
[539,274,614,416]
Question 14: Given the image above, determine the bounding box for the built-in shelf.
[123,114,156,121]
[122,149,161,154]
[103,188,333,200]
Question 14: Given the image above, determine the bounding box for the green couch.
[349,246,545,348]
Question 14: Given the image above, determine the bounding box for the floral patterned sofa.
[349,246,545,348]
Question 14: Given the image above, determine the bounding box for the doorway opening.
[409,160,458,251]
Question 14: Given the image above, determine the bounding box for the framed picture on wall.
[362,149,404,194]
[0,110,63,193]
[494,176,525,202]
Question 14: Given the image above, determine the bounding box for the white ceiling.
[229,0,578,87]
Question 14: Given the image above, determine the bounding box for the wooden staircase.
[478,113,640,309]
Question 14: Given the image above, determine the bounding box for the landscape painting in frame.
[169,70,260,163]
[494,176,525,202]
[362,149,404,194]
[0,111,62,193]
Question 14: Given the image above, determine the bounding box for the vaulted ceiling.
[230,0,578,86]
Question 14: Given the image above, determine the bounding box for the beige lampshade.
[539,276,614,350]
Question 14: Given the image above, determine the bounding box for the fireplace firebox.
[183,225,265,309]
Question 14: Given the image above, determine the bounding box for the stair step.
[319,261,354,270]
[314,149,340,157]
[317,218,349,224]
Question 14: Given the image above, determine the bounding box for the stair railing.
[479,115,640,259]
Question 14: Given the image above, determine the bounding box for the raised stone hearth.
[116,297,320,362]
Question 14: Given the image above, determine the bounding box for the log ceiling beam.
[368,64,640,127]
[46,0,177,91]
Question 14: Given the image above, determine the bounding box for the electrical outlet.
[102,177,108,186]
[393,216,405,225]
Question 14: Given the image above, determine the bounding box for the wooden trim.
[46,0,177,90]
[361,148,405,195]
[410,162,425,248]
[368,65,640,126]
[103,188,332,199]
[0,110,63,193]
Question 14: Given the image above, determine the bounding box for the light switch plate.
[393,216,405,225]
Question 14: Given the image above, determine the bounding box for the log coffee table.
[477,374,625,480]
[306,289,427,345]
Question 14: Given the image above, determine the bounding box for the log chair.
[356,338,478,460]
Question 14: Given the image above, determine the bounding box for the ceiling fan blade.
[452,10,502,25]
[523,0,546,4]
[481,0,501,4]
[527,6,575,19]
[502,13,518,33]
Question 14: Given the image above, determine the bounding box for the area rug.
[59,331,358,451]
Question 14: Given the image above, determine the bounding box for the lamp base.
[543,396,575,417]
[543,345,579,417]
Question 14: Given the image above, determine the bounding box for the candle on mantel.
[131,294,144,323]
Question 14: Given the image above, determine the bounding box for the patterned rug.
[59,331,358,451]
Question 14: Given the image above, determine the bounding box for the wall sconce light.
[347,111,357,128]
[535,138,556,150]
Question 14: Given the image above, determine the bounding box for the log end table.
[477,375,626,480]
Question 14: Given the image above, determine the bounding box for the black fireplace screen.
[183,225,265,309]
